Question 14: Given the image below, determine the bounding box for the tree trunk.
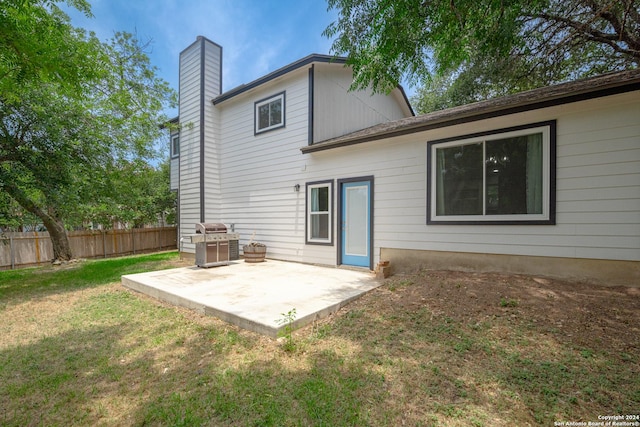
[2,181,73,261]
[40,214,73,261]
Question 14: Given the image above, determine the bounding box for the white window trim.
[254,92,285,134]
[428,122,555,224]
[306,181,333,245]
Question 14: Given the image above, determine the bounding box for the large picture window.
[306,180,333,244]
[255,92,285,134]
[427,121,555,224]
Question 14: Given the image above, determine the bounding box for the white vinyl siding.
[178,38,222,252]
[177,38,638,268]
[178,41,203,251]
[202,40,223,224]
[312,64,412,143]
[170,157,179,191]
[215,70,311,261]
[302,91,638,263]
[552,93,640,260]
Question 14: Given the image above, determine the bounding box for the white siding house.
[172,36,639,285]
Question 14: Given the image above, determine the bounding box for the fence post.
[10,235,15,270]
[132,228,135,255]
[34,231,41,264]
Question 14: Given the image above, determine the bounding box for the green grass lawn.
[0,252,638,426]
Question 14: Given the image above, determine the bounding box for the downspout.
[308,64,314,145]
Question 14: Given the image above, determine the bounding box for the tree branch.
[586,0,640,51]
[533,10,640,59]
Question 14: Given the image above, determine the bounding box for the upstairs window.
[427,121,556,224]
[171,135,179,158]
[255,92,285,134]
[306,180,333,244]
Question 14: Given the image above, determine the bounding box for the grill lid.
[195,222,227,234]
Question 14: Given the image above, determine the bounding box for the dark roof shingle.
[302,69,640,153]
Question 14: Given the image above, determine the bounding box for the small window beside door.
[306,180,333,245]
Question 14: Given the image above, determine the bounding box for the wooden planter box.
[243,244,266,263]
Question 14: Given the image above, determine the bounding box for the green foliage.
[412,55,550,113]
[387,278,414,291]
[0,1,177,257]
[325,0,639,109]
[67,159,176,228]
[500,297,520,308]
[276,308,297,352]
[0,251,179,300]
[0,191,40,230]
[0,0,95,101]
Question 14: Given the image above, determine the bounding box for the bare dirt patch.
[320,269,640,425]
[378,270,639,354]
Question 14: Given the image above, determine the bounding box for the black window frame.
[427,121,556,225]
[170,134,180,158]
[254,91,285,135]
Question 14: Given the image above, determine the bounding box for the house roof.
[159,116,179,130]
[212,54,413,113]
[213,54,345,105]
[301,68,640,154]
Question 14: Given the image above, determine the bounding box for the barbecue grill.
[191,222,240,267]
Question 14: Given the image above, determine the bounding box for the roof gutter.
[213,55,346,105]
[302,69,640,154]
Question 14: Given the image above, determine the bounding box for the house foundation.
[380,248,639,287]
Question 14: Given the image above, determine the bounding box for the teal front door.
[339,178,372,269]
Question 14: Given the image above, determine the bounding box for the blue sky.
[64,0,345,113]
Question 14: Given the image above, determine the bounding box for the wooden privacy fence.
[0,227,177,269]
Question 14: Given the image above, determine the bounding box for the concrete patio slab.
[121,260,380,338]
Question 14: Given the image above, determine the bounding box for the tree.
[0,0,96,101]
[68,159,176,229]
[0,191,40,231]
[324,0,639,111]
[0,1,176,260]
[1,79,100,260]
